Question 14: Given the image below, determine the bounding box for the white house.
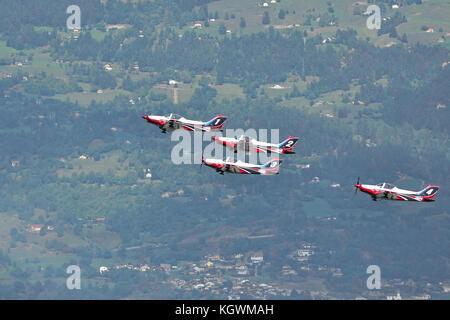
[99,266,109,274]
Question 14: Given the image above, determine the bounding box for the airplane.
[142,113,227,133]
[212,135,299,154]
[354,177,439,202]
[201,157,283,175]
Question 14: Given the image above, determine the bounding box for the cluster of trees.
[25,75,82,96]
[377,11,407,39]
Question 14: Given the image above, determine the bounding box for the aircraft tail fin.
[278,137,299,154]
[260,158,283,174]
[204,115,227,129]
[416,185,439,200]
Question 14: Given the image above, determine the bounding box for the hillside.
[0,0,449,299]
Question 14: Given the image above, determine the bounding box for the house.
[392,4,399,9]
[387,292,402,300]
[79,155,88,160]
[250,253,264,264]
[104,64,112,71]
[99,266,108,274]
[193,23,202,28]
[282,265,297,275]
[160,264,171,272]
[207,254,221,261]
[30,225,44,232]
[140,265,150,272]
[236,265,249,275]
[332,268,343,277]
[322,112,335,118]
[300,265,310,271]
[310,176,320,183]
[298,249,313,257]
[439,282,450,292]
[263,2,269,7]
[366,139,377,148]
[330,183,341,188]
[270,84,284,89]
[426,27,434,33]
[412,294,431,300]
[97,89,103,94]
[169,79,178,85]
[11,160,20,167]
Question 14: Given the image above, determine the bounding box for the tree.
[239,17,246,29]
[278,9,285,20]
[262,11,271,25]
[218,23,227,35]
[389,27,398,38]
[400,33,408,43]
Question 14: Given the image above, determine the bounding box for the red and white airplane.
[212,135,299,154]
[201,157,283,175]
[354,177,439,202]
[142,113,227,133]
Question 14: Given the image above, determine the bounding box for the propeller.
[354,176,360,195]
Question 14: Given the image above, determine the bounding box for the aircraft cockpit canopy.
[165,113,184,120]
[238,135,252,141]
[377,183,395,189]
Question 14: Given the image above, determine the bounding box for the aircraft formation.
[142,113,439,201]
[142,113,298,176]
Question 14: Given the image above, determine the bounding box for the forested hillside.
[0,0,449,299]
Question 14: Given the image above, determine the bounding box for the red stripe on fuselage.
[355,185,383,196]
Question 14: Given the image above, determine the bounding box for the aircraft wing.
[228,162,261,174]
[383,190,422,201]
[394,192,423,201]
[178,119,211,132]
[252,145,282,154]
[213,137,238,148]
